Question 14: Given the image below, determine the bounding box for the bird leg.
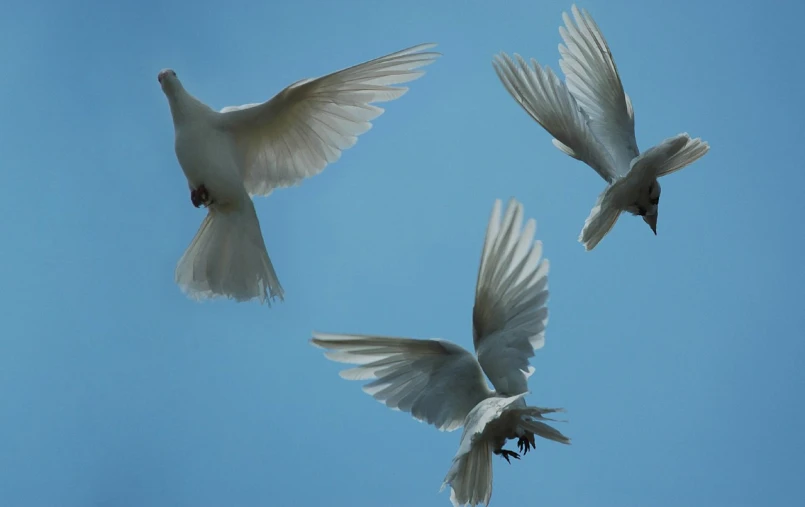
[190,184,213,208]
[494,448,520,464]
[517,435,535,455]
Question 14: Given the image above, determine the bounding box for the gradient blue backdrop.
[2,0,803,505]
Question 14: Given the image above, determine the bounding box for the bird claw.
[517,436,533,455]
[498,449,520,464]
[190,184,213,208]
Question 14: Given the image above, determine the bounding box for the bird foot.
[190,184,213,208]
[495,448,520,464]
[517,436,534,455]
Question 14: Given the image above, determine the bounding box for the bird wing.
[218,43,440,196]
[493,52,618,183]
[558,5,639,177]
[472,199,549,397]
[311,333,492,432]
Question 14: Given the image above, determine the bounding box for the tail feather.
[441,442,494,507]
[578,189,622,251]
[175,199,284,304]
[656,136,710,178]
[519,417,572,445]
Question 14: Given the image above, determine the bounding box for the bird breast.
[174,124,246,206]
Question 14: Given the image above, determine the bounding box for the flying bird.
[158,43,440,304]
[493,5,709,250]
[311,198,570,507]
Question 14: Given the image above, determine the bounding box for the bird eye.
[650,196,659,205]
[172,71,177,77]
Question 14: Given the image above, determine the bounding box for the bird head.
[157,69,179,93]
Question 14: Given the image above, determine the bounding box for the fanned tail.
[441,442,494,507]
[175,198,283,304]
[655,135,710,178]
[517,406,572,445]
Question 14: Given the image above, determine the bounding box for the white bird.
[158,43,440,304]
[311,198,569,507]
[492,5,710,250]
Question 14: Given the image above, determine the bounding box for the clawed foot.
[190,184,212,208]
[517,436,534,455]
[496,448,520,464]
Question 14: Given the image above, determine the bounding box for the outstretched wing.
[493,52,618,183]
[558,5,639,176]
[472,199,549,396]
[219,43,440,196]
[311,333,492,431]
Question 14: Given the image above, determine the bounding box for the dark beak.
[644,214,658,235]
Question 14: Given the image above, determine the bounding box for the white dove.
[492,5,710,250]
[311,198,570,507]
[158,43,440,304]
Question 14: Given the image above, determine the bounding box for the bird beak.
[644,214,658,235]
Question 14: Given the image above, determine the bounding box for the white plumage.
[159,43,440,303]
[312,198,569,506]
[493,5,710,250]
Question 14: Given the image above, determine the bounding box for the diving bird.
[493,5,709,250]
[158,43,440,304]
[311,198,570,507]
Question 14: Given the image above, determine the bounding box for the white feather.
[159,44,437,303]
[310,333,491,431]
[558,5,639,176]
[441,395,570,506]
[492,53,618,183]
[311,200,568,507]
[473,198,550,395]
[493,5,710,250]
[218,43,440,196]
[175,197,282,303]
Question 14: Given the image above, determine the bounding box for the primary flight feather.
[312,198,569,506]
[493,5,709,250]
[158,43,440,303]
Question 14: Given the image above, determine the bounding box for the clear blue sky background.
[2,0,804,505]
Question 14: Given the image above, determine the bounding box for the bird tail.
[654,135,710,178]
[441,441,494,507]
[578,187,622,251]
[516,406,572,445]
[175,198,284,304]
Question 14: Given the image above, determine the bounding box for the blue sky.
[2,0,804,505]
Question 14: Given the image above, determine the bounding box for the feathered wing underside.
[310,333,491,431]
[492,52,618,182]
[578,188,623,251]
[218,43,440,196]
[472,199,549,395]
[558,5,638,175]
